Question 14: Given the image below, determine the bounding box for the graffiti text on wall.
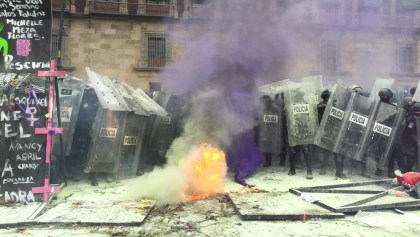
[0,0,52,73]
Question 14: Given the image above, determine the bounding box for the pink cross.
[32,60,65,203]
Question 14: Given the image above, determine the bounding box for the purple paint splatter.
[16,39,31,56]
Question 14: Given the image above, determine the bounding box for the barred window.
[396,45,415,73]
[320,42,339,73]
[144,33,171,68]
[51,28,70,67]
[192,0,214,6]
[147,0,169,4]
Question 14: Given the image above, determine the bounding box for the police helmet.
[348,85,364,95]
[410,102,420,116]
[410,86,417,96]
[378,88,393,99]
[260,95,271,102]
[321,89,331,99]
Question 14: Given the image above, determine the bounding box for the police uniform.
[401,110,418,172]
[316,90,346,178]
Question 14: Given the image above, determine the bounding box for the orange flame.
[186,143,227,200]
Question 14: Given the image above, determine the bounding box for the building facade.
[52,0,420,91]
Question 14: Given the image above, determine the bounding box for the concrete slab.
[34,199,155,225]
[290,180,420,213]
[0,202,42,227]
[228,192,345,221]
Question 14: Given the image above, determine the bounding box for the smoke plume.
[125,0,301,204]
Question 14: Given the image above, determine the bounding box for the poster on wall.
[0,0,52,73]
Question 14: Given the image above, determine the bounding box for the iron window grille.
[142,32,171,68]
[396,45,416,73]
[51,28,71,67]
[192,0,214,7]
[147,0,169,4]
[319,42,340,73]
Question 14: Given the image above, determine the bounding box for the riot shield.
[150,95,183,156]
[131,88,168,116]
[84,108,126,174]
[52,77,86,156]
[301,75,323,104]
[86,68,129,111]
[336,93,375,159]
[112,79,148,116]
[258,79,291,97]
[153,91,172,109]
[284,82,318,147]
[314,84,349,152]
[117,112,147,177]
[257,97,283,154]
[84,69,128,174]
[368,78,395,101]
[411,81,420,103]
[358,101,404,170]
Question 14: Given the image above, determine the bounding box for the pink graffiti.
[16,39,31,56]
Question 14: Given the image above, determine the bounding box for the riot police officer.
[374,88,404,177]
[274,93,288,166]
[401,102,420,172]
[347,85,371,178]
[258,95,282,167]
[285,88,314,180]
[316,89,346,178]
[69,87,100,186]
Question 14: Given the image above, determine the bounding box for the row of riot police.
[51,70,185,187]
[256,80,420,180]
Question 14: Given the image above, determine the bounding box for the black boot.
[336,172,347,179]
[288,169,296,176]
[387,169,395,178]
[306,170,313,180]
[361,162,370,178]
[279,156,286,166]
[89,173,98,186]
[263,156,272,167]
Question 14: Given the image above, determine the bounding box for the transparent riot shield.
[153,91,172,109]
[358,101,404,170]
[284,82,318,146]
[257,97,283,154]
[258,79,291,98]
[336,94,375,159]
[369,78,395,101]
[150,95,184,157]
[117,112,147,177]
[131,88,167,116]
[86,68,129,112]
[112,79,148,116]
[52,77,86,156]
[411,81,420,103]
[84,69,130,175]
[314,84,349,152]
[84,108,126,174]
[150,114,177,157]
[301,75,323,104]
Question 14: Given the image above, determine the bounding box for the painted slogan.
[0,0,51,202]
[0,73,49,202]
[0,0,52,73]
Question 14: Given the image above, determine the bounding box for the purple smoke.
[160,1,297,182]
[227,129,264,186]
